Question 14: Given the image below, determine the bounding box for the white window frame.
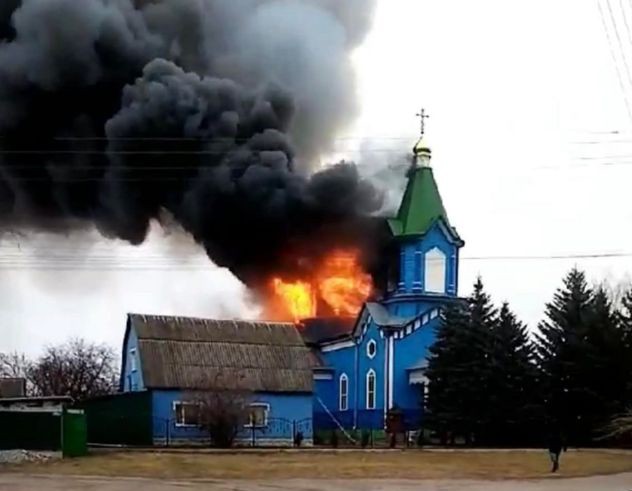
[244,402,270,428]
[173,401,200,428]
[339,373,349,411]
[424,247,447,294]
[366,369,377,410]
[366,339,377,359]
[129,348,137,373]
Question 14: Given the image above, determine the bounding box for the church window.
[424,247,446,294]
[367,339,377,359]
[339,374,349,411]
[366,369,376,410]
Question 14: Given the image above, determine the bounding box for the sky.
[3,0,632,356]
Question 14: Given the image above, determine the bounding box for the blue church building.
[117,137,463,445]
[304,137,463,431]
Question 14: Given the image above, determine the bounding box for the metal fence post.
[251,425,256,447]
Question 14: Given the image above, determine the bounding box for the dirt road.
[1,473,631,491]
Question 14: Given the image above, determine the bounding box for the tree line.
[426,268,632,447]
[0,339,118,402]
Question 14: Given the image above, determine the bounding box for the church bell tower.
[382,110,464,317]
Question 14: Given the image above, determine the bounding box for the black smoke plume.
[0,0,382,284]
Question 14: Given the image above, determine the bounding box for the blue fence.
[314,408,423,432]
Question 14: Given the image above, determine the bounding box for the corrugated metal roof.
[128,314,316,393]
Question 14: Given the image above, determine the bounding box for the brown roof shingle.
[128,314,316,393]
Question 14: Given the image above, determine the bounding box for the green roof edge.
[388,166,463,244]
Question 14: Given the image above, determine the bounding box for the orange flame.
[317,250,373,317]
[268,248,372,322]
[271,278,316,322]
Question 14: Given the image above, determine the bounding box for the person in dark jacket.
[547,432,566,472]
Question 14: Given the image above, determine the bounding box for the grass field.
[5,449,632,480]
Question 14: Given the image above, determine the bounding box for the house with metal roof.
[120,314,317,445]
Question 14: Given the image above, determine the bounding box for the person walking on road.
[547,432,566,473]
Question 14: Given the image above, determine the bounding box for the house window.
[366,369,376,410]
[424,247,446,294]
[246,403,270,428]
[174,402,200,427]
[339,374,349,411]
[129,348,137,372]
[367,339,377,359]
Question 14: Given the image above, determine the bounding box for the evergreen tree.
[425,302,471,443]
[621,288,632,356]
[536,269,629,444]
[614,287,632,409]
[426,277,497,444]
[586,288,629,425]
[466,277,497,442]
[484,302,540,445]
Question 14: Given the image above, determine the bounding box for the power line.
[606,0,632,87]
[619,0,632,50]
[597,0,632,125]
[0,251,628,270]
[0,135,419,143]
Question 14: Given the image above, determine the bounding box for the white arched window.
[424,247,446,294]
[366,369,376,410]
[339,374,348,411]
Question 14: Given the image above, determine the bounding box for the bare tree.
[28,339,119,402]
[0,352,29,379]
[185,374,253,448]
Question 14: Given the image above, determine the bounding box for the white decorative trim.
[422,314,429,323]
[383,336,387,416]
[366,369,377,410]
[339,373,349,411]
[406,325,412,335]
[313,372,333,381]
[387,336,394,409]
[366,339,377,359]
[409,370,429,385]
[430,309,439,319]
[321,339,355,352]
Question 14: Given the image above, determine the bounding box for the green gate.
[62,409,87,457]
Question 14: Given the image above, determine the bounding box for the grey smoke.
[0,0,384,285]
